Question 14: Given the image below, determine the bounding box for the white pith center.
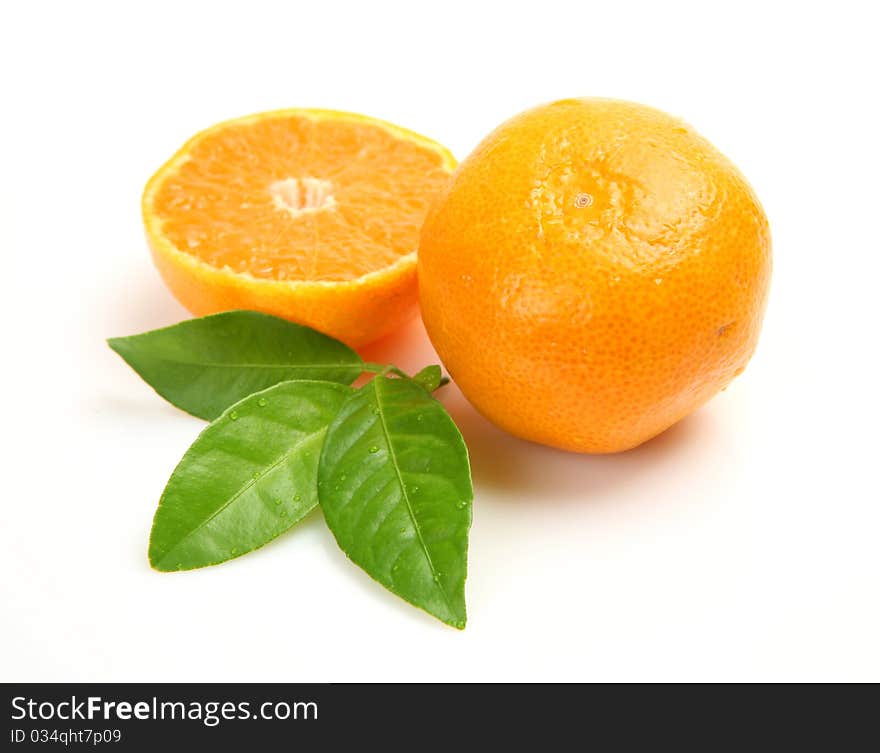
[270,177,336,216]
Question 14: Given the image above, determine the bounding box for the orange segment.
[143,109,456,346]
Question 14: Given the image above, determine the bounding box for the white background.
[2,0,878,682]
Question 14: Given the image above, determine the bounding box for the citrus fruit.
[143,109,456,347]
[419,98,771,453]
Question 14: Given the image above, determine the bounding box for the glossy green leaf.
[318,376,473,628]
[108,310,363,420]
[149,380,351,571]
[411,364,445,392]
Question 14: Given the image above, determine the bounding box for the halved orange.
[143,109,456,347]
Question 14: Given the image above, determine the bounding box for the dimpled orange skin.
[418,98,771,453]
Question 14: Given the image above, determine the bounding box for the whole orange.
[418,98,771,453]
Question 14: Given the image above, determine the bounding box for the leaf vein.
[159,430,321,563]
[371,379,455,615]
[136,355,360,371]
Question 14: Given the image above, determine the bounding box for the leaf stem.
[362,363,450,392]
[362,362,408,378]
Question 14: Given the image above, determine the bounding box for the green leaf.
[411,364,446,392]
[108,310,363,420]
[149,380,351,571]
[318,376,473,628]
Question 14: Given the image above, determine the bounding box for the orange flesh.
[152,114,451,281]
